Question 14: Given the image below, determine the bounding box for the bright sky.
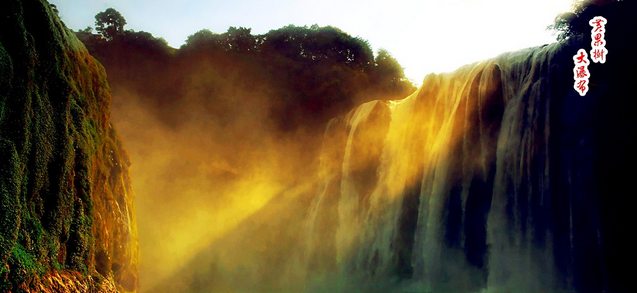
[53,0,573,85]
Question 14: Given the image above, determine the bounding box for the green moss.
[0,0,137,290]
[47,234,61,270]
[7,242,44,286]
[67,197,91,274]
[0,44,13,122]
[0,263,11,290]
[0,139,21,267]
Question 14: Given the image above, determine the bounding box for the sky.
[53,0,574,85]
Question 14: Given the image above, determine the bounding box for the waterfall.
[303,26,634,291]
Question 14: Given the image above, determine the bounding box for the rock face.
[0,0,138,292]
[305,3,635,293]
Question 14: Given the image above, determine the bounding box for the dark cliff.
[1,0,137,291]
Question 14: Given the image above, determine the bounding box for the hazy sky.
[53,0,573,84]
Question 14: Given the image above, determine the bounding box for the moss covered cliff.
[0,0,138,292]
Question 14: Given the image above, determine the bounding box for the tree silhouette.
[547,0,620,41]
[76,21,416,131]
[95,8,127,41]
[373,49,413,97]
[79,26,93,33]
[183,29,224,51]
[225,27,255,52]
[375,49,404,81]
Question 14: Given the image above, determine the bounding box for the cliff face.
[305,2,635,293]
[0,0,137,292]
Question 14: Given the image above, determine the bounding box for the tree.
[182,29,225,53]
[75,26,97,45]
[547,0,620,41]
[373,49,415,98]
[375,49,404,82]
[225,27,255,52]
[79,26,93,34]
[95,8,127,41]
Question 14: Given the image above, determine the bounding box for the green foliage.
[376,49,403,77]
[374,49,411,95]
[79,26,93,34]
[0,139,21,267]
[95,8,126,41]
[79,19,415,132]
[75,27,103,46]
[7,243,45,286]
[0,264,10,290]
[262,24,374,70]
[183,29,225,51]
[67,198,91,274]
[50,3,59,17]
[119,30,172,54]
[0,0,136,289]
[226,26,256,52]
[0,44,12,112]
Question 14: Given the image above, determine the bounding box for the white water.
[304,37,609,292]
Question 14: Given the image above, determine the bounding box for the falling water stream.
[303,30,633,291]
